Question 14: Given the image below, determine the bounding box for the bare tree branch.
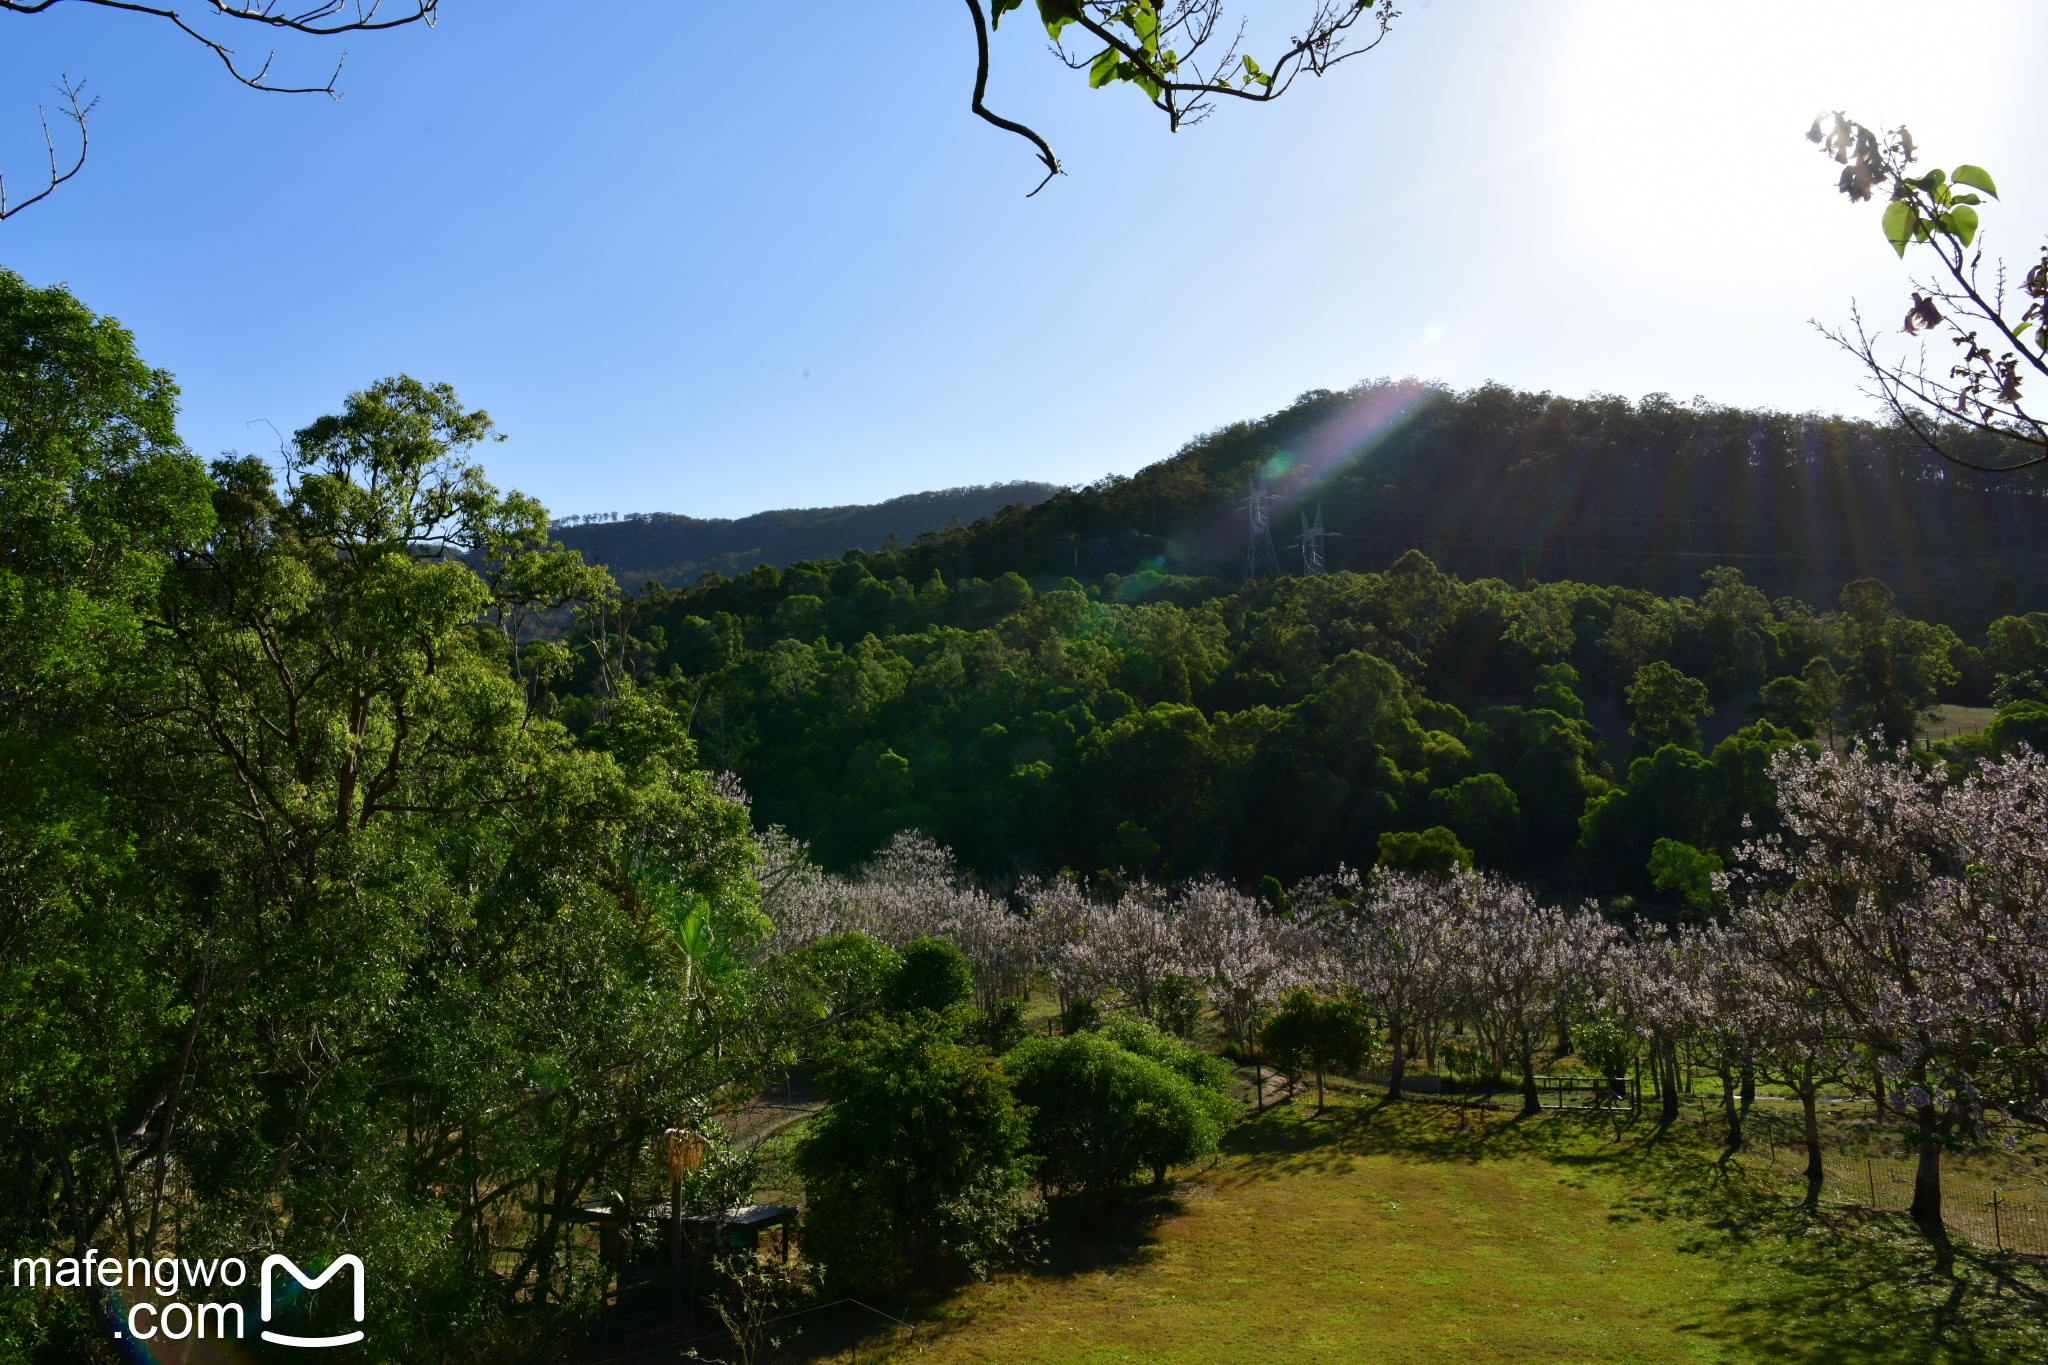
[965,0,1062,196]
[0,76,93,221]
[2,2,436,220]
[3,1,439,94]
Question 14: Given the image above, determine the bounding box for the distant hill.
[854,380,2048,636]
[553,482,1060,592]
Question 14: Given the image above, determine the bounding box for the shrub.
[1151,972,1205,1038]
[1060,995,1102,1035]
[1099,1016,1236,1110]
[1004,1029,1225,1195]
[884,935,974,1015]
[973,996,1030,1054]
[794,1016,1033,1294]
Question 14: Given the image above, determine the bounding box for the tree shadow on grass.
[1222,1093,1559,1182]
[1225,1094,2048,1364]
[1028,1184,1186,1279]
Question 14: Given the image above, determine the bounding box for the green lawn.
[823,1096,2048,1365]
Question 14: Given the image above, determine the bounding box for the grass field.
[799,1093,2048,1365]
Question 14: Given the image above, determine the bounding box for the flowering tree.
[1328,871,1461,1100]
[1173,876,1289,1044]
[1609,928,1692,1125]
[1022,873,1103,1024]
[1729,745,2048,1230]
[1735,921,1860,1206]
[1451,876,1602,1116]
[1083,881,1183,1019]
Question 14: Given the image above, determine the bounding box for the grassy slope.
[831,1097,2048,1365]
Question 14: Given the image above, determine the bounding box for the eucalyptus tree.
[0,267,214,1295]
[3,365,773,1354]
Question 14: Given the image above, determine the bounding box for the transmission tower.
[1243,475,1281,581]
[1296,503,1327,576]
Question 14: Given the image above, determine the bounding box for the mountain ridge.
[550,480,1060,592]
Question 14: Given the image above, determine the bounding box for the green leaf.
[1882,199,1917,258]
[1038,0,1082,39]
[991,0,1025,28]
[1941,204,1981,246]
[1089,47,1122,88]
[1952,193,1983,206]
[1952,164,1999,198]
[1131,2,1160,53]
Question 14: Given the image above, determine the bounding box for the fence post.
[1993,1191,2002,1250]
[1868,1160,1877,1209]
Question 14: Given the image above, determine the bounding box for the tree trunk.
[1738,1058,1755,1114]
[1799,1063,1824,1210]
[1659,1038,1680,1124]
[1910,1116,1944,1232]
[1718,1056,1743,1153]
[1910,1141,1944,1230]
[1387,1011,1407,1101]
[1315,1065,1326,1114]
[1519,1050,1540,1117]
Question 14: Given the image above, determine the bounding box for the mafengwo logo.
[258,1254,367,1347]
[10,1249,366,1348]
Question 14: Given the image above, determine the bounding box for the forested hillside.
[550,481,1057,593]
[682,380,2045,636]
[567,527,2048,909]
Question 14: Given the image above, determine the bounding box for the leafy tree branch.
[1810,112,2048,471]
[973,0,1397,193]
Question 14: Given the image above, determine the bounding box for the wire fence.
[1749,1146,2048,1257]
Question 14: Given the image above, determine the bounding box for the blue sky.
[3,1,2044,520]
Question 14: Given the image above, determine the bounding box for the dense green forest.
[572,380,2046,635]
[568,506,2048,907]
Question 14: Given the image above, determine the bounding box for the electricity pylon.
[1243,475,1281,582]
[1297,503,1328,576]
